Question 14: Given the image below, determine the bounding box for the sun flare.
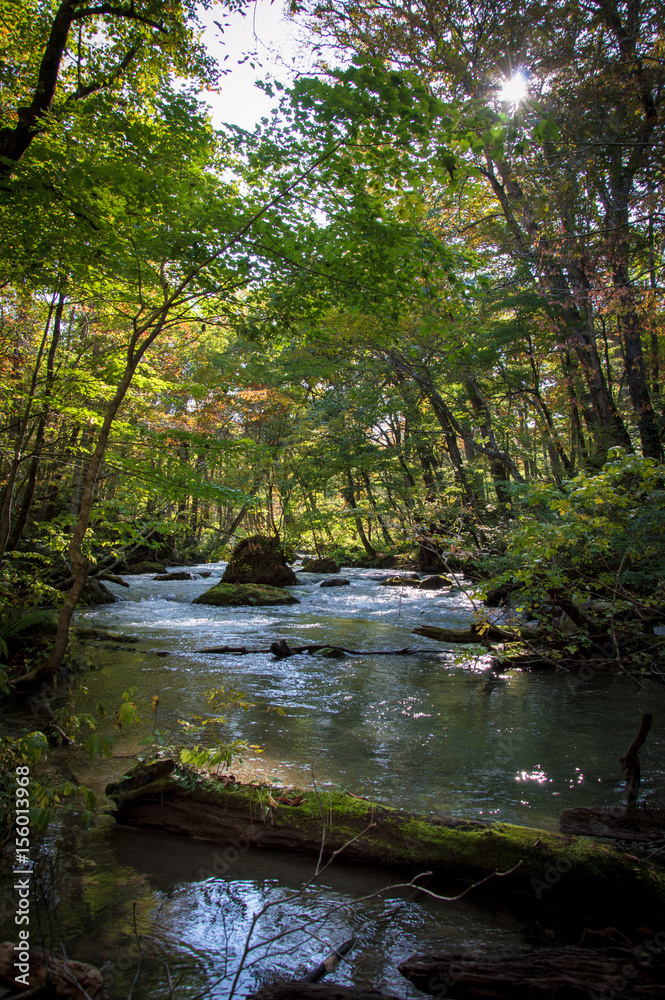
[499,72,528,105]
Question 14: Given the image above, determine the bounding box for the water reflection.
[49,824,530,999]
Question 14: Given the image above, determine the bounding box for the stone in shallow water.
[319,577,350,587]
[418,574,454,589]
[301,557,340,573]
[192,582,300,607]
[222,535,298,587]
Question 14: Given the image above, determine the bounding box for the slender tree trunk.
[360,470,394,545]
[465,378,511,506]
[344,471,376,557]
[0,292,61,559]
[613,263,662,459]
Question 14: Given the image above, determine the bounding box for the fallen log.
[412,623,535,646]
[398,941,665,998]
[559,805,665,841]
[300,936,356,983]
[247,985,403,1000]
[106,760,665,929]
[196,642,446,657]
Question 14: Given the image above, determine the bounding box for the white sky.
[200,0,311,130]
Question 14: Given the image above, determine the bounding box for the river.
[3,562,665,999]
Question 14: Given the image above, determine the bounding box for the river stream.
[3,562,665,999]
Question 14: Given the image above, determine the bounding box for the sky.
[199,1,311,130]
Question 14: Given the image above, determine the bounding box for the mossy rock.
[222,535,298,587]
[301,557,340,573]
[129,561,167,575]
[64,579,116,605]
[106,760,665,930]
[192,582,300,607]
[418,575,454,590]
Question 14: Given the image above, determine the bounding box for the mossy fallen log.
[105,761,665,928]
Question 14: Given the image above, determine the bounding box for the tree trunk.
[344,471,376,557]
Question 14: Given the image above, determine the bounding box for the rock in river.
[319,577,350,587]
[222,535,298,587]
[193,582,300,607]
[418,574,454,589]
[301,557,340,573]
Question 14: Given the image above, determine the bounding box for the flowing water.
[3,562,665,998]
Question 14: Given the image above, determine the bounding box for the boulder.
[62,578,115,605]
[222,535,298,587]
[192,582,300,607]
[319,578,350,588]
[301,557,340,573]
[418,575,454,590]
[129,561,167,575]
[378,575,421,587]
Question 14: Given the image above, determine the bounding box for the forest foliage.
[0,0,664,692]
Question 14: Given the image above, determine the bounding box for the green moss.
[192,582,300,606]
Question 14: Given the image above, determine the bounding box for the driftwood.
[398,941,665,998]
[300,937,356,983]
[621,713,653,807]
[559,805,665,841]
[247,985,402,1000]
[196,641,444,658]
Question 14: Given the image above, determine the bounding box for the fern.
[0,608,57,640]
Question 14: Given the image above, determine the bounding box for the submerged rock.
[301,557,340,573]
[319,578,350,587]
[193,582,300,607]
[222,535,298,587]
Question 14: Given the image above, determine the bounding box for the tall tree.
[298,0,665,459]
